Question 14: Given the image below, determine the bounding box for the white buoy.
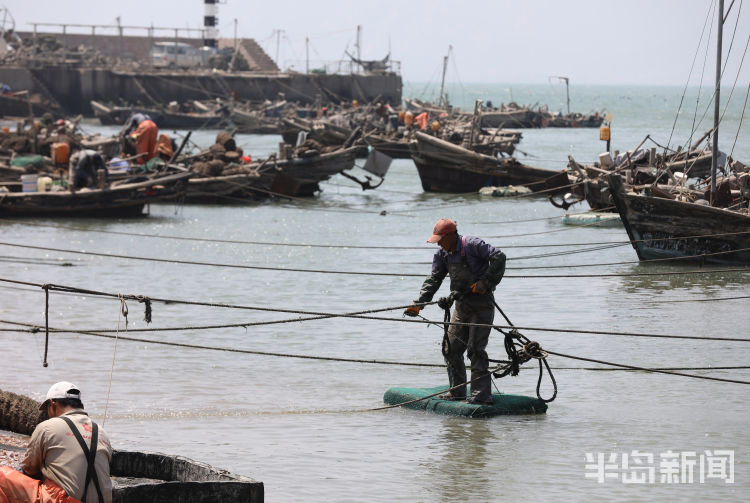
[478,185,533,197]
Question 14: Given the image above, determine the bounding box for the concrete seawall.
[0,66,403,115]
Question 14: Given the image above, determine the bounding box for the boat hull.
[185,173,271,203]
[91,101,223,129]
[411,132,562,193]
[184,148,357,201]
[608,174,750,265]
[0,173,190,217]
[274,147,357,196]
[480,110,541,128]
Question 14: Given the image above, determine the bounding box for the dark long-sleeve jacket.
[416,234,506,303]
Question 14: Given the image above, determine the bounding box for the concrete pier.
[1,31,402,115]
[0,66,403,115]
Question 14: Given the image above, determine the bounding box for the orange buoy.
[600,124,611,141]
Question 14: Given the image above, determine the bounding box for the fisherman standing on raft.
[405,219,506,405]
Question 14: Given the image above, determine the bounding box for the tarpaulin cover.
[10,155,45,171]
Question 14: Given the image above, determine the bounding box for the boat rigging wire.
[0,278,748,342]
[403,244,750,268]
[0,207,621,249]
[718,7,749,126]
[681,2,747,150]
[3,321,748,387]
[5,315,749,343]
[0,216,653,250]
[1,242,749,278]
[681,0,718,157]
[2,280,747,307]
[544,350,750,386]
[2,313,745,374]
[473,206,617,225]
[729,81,750,158]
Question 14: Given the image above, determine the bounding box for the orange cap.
[427,218,457,243]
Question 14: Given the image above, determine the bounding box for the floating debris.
[479,185,533,197]
[561,212,621,226]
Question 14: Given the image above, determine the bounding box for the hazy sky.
[4,0,749,86]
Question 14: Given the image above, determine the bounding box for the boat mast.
[438,45,451,107]
[550,76,570,114]
[355,25,362,74]
[710,0,724,203]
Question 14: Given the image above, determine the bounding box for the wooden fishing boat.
[0,91,61,118]
[184,164,283,203]
[543,77,605,128]
[91,101,225,130]
[220,99,287,135]
[0,171,191,217]
[608,174,750,265]
[545,111,605,128]
[585,1,749,266]
[184,171,268,203]
[280,118,410,159]
[228,107,282,135]
[410,131,565,193]
[184,147,357,201]
[272,146,358,196]
[479,104,542,128]
[282,117,521,161]
[552,145,716,212]
[281,118,352,147]
[403,98,458,117]
[360,134,412,159]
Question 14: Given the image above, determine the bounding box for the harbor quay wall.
[0,66,403,115]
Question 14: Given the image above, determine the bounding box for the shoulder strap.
[60,416,104,503]
[460,235,466,257]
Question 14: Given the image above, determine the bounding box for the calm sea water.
[1,84,749,502]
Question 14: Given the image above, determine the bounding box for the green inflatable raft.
[383,386,548,418]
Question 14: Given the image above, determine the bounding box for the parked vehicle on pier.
[150,42,204,69]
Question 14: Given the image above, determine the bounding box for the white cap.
[40,381,82,410]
